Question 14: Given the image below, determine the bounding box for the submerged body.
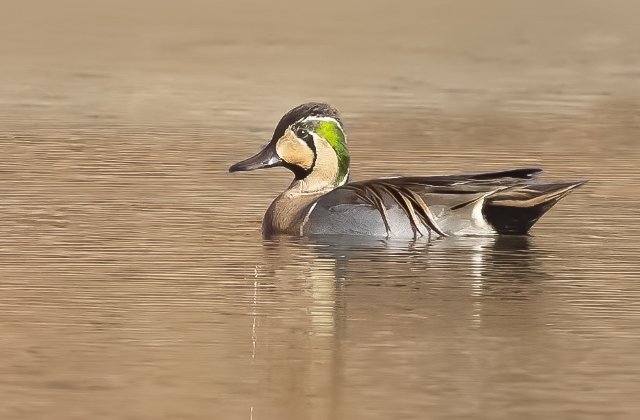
[230,103,586,239]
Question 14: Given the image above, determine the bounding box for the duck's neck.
[262,137,349,236]
[263,189,324,236]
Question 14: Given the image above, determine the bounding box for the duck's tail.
[483,180,588,234]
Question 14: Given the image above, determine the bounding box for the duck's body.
[230,103,586,239]
[263,168,585,238]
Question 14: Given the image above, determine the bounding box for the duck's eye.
[296,128,309,138]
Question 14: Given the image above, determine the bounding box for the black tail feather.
[483,180,587,234]
[467,168,543,180]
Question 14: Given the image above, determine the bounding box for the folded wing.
[304,168,586,237]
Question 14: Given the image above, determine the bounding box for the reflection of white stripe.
[307,258,336,337]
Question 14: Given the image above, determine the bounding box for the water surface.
[1,1,640,419]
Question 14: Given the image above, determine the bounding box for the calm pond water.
[1,1,640,419]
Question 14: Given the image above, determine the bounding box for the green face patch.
[314,120,350,184]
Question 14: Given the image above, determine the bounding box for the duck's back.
[303,169,586,238]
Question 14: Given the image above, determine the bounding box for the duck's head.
[229,103,350,192]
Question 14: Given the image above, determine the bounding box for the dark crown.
[270,103,342,142]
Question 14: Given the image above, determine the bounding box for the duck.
[229,102,586,238]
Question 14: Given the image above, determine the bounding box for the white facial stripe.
[297,116,345,136]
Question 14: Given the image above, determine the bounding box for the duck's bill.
[229,143,282,172]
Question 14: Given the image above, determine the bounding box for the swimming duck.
[229,103,586,238]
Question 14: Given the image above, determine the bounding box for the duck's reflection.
[248,234,549,418]
[302,234,544,288]
[255,234,547,347]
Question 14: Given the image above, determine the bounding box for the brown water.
[1,1,640,419]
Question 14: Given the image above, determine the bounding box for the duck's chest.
[262,192,322,237]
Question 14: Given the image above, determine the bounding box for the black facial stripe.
[283,161,312,180]
[306,135,317,173]
[301,133,315,150]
